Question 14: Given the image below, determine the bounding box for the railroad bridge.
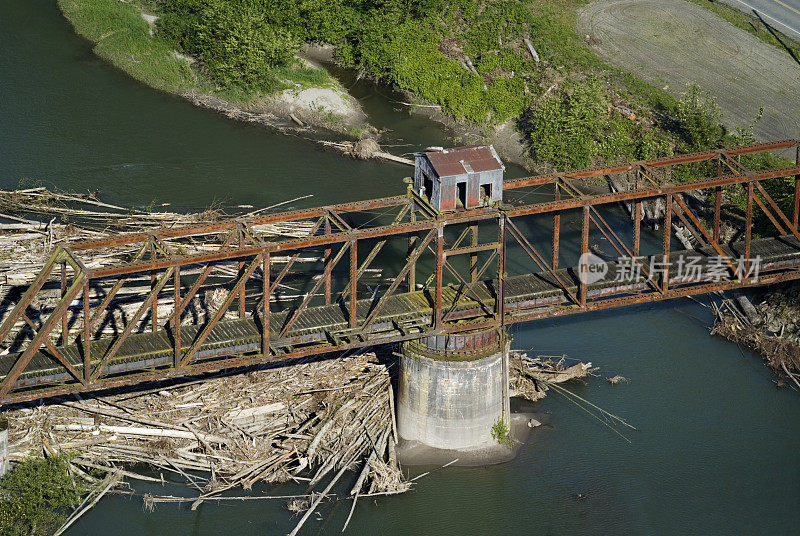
[1,139,799,452]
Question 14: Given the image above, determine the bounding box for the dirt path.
[579,0,800,142]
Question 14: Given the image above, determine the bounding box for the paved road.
[719,0,800,40]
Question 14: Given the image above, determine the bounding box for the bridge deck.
[3,235,800,389]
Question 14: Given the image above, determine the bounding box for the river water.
[2,1,800,534]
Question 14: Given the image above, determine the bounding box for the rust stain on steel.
[79,164,800,280]
[424,145,504,176]
[2,140,800,404]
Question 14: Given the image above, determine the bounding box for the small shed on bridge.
[413,145,504,211]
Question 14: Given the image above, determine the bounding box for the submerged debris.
[711,286,800,388]
[509,351,595,401]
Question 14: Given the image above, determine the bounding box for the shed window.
[481,183,492,201]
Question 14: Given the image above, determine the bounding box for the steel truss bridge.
[1,140,799,404]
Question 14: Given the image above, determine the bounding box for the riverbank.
[57,0,369,137]
[57,0,799,174]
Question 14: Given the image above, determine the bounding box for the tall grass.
[58,0,331,100]
[58,0,201,93]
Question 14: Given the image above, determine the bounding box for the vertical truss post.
[634,171,642,257]
[663,194,672,292]
[324,217,332,305]
[714,186,722,243]
[794,145,800,232]
[82,281,90,383]
[408,210,417,291]
[714,157,722,243]
[497,216,506,326]
[239,261,249,320]
[150,241,157,333]
[60,262,68,344]
[174,266,181,367]
[235,228,246,318]
[746,181,754,274]
[262,253,270,356]
[349,240,357,328]
[580,207,589,307]
[470,225,478,283]
[434,225,444,329]
[553,183,560,270]
[238,231,246,318]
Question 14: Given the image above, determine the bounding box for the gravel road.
[579,0,800,142]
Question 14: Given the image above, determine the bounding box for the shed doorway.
[456,181,467,208]
[423,174,434,201]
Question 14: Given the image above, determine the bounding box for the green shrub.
[491,419,513,449]
[160,0,300,91]
[0,454,85,536]
[673,82,726,152]
[522,78,608,169]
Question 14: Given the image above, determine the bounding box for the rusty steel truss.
[1,139,799,404]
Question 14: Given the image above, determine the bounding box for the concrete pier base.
[0,416,8,477]
[397,328,512,457]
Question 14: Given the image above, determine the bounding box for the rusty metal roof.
[424,145,504,177]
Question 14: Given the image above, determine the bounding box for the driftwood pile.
[0,188,317,348]
[317,139,414,165]
[711,287,800,389]
[2,348,599,530]
[5,352,407,521]
[6,352,592,491]
[509,351,595,401]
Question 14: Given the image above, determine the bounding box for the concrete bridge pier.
[0,415,8,477]
[396,328,512,459]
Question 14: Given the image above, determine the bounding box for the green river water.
[1,1,799,534]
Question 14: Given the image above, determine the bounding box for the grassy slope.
[58,0,202,93]
[58,0,332,103]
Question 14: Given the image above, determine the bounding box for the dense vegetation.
[0,454,85,536]
[58,0,329,99]
[154,0,784,171]
[157,0,543,120]
[61,0,795,196]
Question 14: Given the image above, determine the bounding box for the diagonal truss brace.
[0,270,87,397]
[91,267,174,382]
[361,229,436,330]
[180,256,261,367]
[279,242,351,338]
[505,218,581,306]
